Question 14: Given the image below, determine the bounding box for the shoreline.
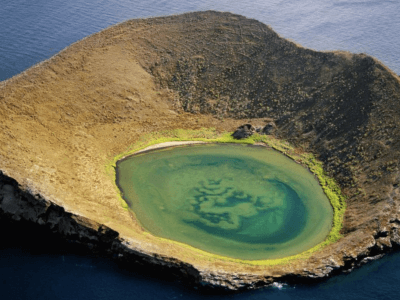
[107,130,345,266]
[128,140,208,156]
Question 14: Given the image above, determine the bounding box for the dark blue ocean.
[1,0,400,299]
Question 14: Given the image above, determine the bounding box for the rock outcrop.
[232,124,255,139]
[232,122,277,139]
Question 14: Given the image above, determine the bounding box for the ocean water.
[0,0,399,81]
[1,0,400,298]
[2,218,400,300]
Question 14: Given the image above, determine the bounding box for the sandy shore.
[132,141,208,155]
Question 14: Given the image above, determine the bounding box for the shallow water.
[117,144,332,260]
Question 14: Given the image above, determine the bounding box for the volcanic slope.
[132,11,400,241]
[1,11,400,289]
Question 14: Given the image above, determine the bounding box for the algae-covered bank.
[1,11,400,291]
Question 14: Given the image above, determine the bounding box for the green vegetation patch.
[105,128,346,266]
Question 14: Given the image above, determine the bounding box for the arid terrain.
[1,11,400,290]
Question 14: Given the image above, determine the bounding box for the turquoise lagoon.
[116,144,333,260]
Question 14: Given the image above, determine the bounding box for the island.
[1,11,400,291]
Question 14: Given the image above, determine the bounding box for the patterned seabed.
[116,144,333,260]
